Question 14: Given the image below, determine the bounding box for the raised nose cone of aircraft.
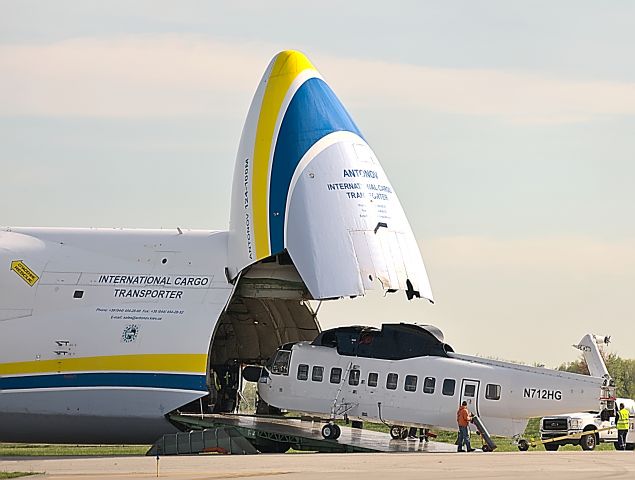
[269,49,316,79]
[228,50,433,302]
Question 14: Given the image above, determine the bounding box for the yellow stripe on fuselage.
[252,50,316,259]
[0,353,207,376]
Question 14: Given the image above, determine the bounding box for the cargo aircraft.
[257,325,613,445]
[0,51,434,443]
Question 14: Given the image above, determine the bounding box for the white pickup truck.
[540,335,634,451]
[539,407,628,451]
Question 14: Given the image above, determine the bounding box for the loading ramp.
[153,413,457,455]
[147,426,258,456]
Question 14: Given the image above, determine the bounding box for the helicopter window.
[442,378,456,396]
[423,377,436,394]
[349,369,361,386]
[368,372,379,387]
[405,375,418,392]
[271,350,291,375]
[297,364,309,381]
[463,384,476,397]
[485,384,501,400]
[330,367,342,384]
[312,366,324,382]
[386,373,398,390]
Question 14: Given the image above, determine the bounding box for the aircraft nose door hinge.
[405,279,421,301]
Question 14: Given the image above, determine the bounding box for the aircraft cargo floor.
[163,413,457,454]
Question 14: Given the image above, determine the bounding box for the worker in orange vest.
[457,401,475,452]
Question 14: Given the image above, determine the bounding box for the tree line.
[558,353,635,399]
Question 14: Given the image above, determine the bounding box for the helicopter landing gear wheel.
[390,426,409,440]
[322,423,341,440]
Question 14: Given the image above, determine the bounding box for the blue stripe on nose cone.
[0,372,208,391]
[268,77,363,255]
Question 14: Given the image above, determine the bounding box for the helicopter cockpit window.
[271,350,291,375]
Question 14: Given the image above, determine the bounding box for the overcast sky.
[1,1,634,366]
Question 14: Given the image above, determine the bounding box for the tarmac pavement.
[1,451,635,480]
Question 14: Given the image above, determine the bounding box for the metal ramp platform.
[157,413,457,454]
[147,426,258,456]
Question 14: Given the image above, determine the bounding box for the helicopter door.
[460,379,480,417]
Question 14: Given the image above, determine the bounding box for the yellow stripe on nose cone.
[252,50,316,259]
[0,353,208,375]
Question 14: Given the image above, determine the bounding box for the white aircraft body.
[0,51,433,443]
[257,324,611,440]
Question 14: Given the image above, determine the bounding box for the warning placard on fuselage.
[10,260,39,286]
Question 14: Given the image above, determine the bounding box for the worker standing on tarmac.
[457,401,475,452]
[617,402,630,450]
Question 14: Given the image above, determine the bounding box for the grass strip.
[0,443,148,457]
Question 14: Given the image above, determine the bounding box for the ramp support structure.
[147,426,258,456]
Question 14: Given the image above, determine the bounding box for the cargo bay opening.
[179,253,321,415]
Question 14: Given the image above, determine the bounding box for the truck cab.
[540,399,634,451]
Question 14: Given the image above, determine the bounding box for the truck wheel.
[544,443,559,451]
[580,430,597,451]
[518,439,529,451]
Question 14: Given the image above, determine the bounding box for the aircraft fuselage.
[0,227,231,443]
